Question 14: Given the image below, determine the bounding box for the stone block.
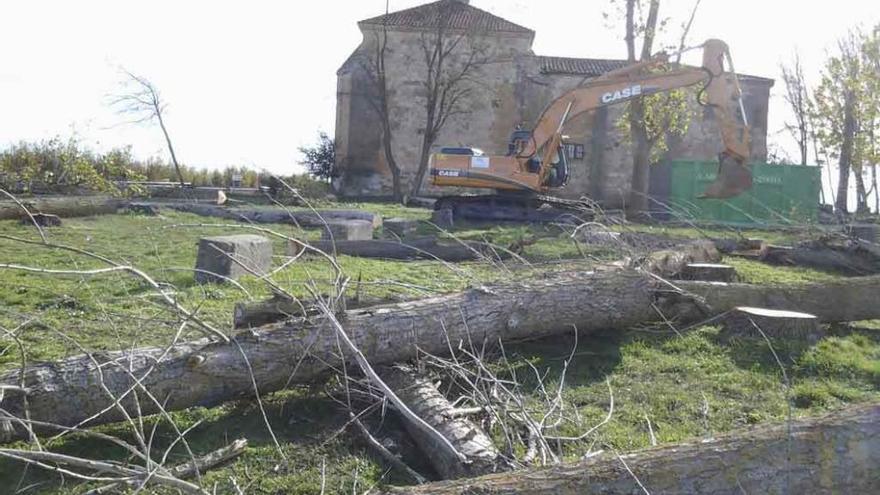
[20,213,62,227]
[321,220,374,241]
[383,217,419,238]
[195,235,272,284]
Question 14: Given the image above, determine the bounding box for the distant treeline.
[0,137,326,197]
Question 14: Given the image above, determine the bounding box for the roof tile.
[360,0,533,35]
[535,56,629,76]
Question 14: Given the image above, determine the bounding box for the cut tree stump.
[849,223,879,243]
[382,367,506,479]
[432,209,454,229]
[20,213,62,227]
[680,263,736,282]
[384,218,419,239]
[720,306,823,344]
[381,403,880,495]
[194,235,273,284]
[322,219,374,241]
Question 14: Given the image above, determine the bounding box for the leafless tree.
[109,70,186,187]
[361,0,406,202]
[360,0,486,202]
[781,52,811,166]
[408,1,486,199]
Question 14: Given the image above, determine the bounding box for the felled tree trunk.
[674,275,880,323]
[163,203,382,228]
[381,403,880,495]
[0,242,719,442]
[382,367,506,479]
[301,238,507,262]
[759,237,880,275]
[0,197,122,220]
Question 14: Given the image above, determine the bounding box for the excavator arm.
[523,39,752,199]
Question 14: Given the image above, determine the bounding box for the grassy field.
[0,204,877,494]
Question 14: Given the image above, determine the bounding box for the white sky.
[0,0,878,176]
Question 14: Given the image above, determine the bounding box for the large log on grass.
[0,242,719,441]
[674,275,880,323]
[163,203,382,228]
[382,403,880,495]
[759,238,880,275]
[0,197,122,220]
[299,238,507,262]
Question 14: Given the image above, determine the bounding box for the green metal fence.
[657,161,821,225]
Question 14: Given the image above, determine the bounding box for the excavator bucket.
[699,153,753,199]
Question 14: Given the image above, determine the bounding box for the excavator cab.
[545,143,569,188]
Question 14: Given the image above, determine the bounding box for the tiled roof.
[535,56,630,76]
[534,55,775,84]
[360,0,533,35]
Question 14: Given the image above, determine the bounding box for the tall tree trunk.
[410,134,434,199]
[836,90,856,215]
[873,163,879,213]
[156,111,185,188]
[855,165,869,214]
[626,104,652,218]
[382,123,404,203]
[625,0,661,220]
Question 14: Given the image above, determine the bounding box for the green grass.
[724,256,843,284]
[0,205,877,494]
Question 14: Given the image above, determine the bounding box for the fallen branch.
[381,367,507,479]
[85,438,248,494]
[380,403,880,495]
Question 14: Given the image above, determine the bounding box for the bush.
[298,132,337,180]
[0,137,145,196]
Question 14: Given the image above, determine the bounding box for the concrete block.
[384,217,419,238]
[195,235,272,284]
[321,220,374,241]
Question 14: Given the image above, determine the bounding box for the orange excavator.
[429,39,753,221]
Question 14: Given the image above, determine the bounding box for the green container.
[664,161,821,225]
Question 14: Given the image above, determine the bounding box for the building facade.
[334,0,774,207]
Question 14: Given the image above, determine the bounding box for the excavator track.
[434,194,595,224]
